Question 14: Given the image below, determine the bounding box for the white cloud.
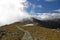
[23,1,32,8]
[32,4,43,9]
[29,4,43,15]
[36,13,60,20]
[36,5,43,8]
[54,9,60,13]
[0,0,59,26]
[45,0,56,2]
[0,0,31,26]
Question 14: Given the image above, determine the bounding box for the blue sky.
[0,0,60,26]
[24,0,60,14]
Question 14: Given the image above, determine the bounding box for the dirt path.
[16,26,33,40]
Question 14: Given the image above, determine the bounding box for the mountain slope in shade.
[32,18,60,29]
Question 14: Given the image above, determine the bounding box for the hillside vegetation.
[0,22,60,40]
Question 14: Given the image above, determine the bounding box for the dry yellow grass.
[0,22,60,40]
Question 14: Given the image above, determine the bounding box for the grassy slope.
[0,22,60,40]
